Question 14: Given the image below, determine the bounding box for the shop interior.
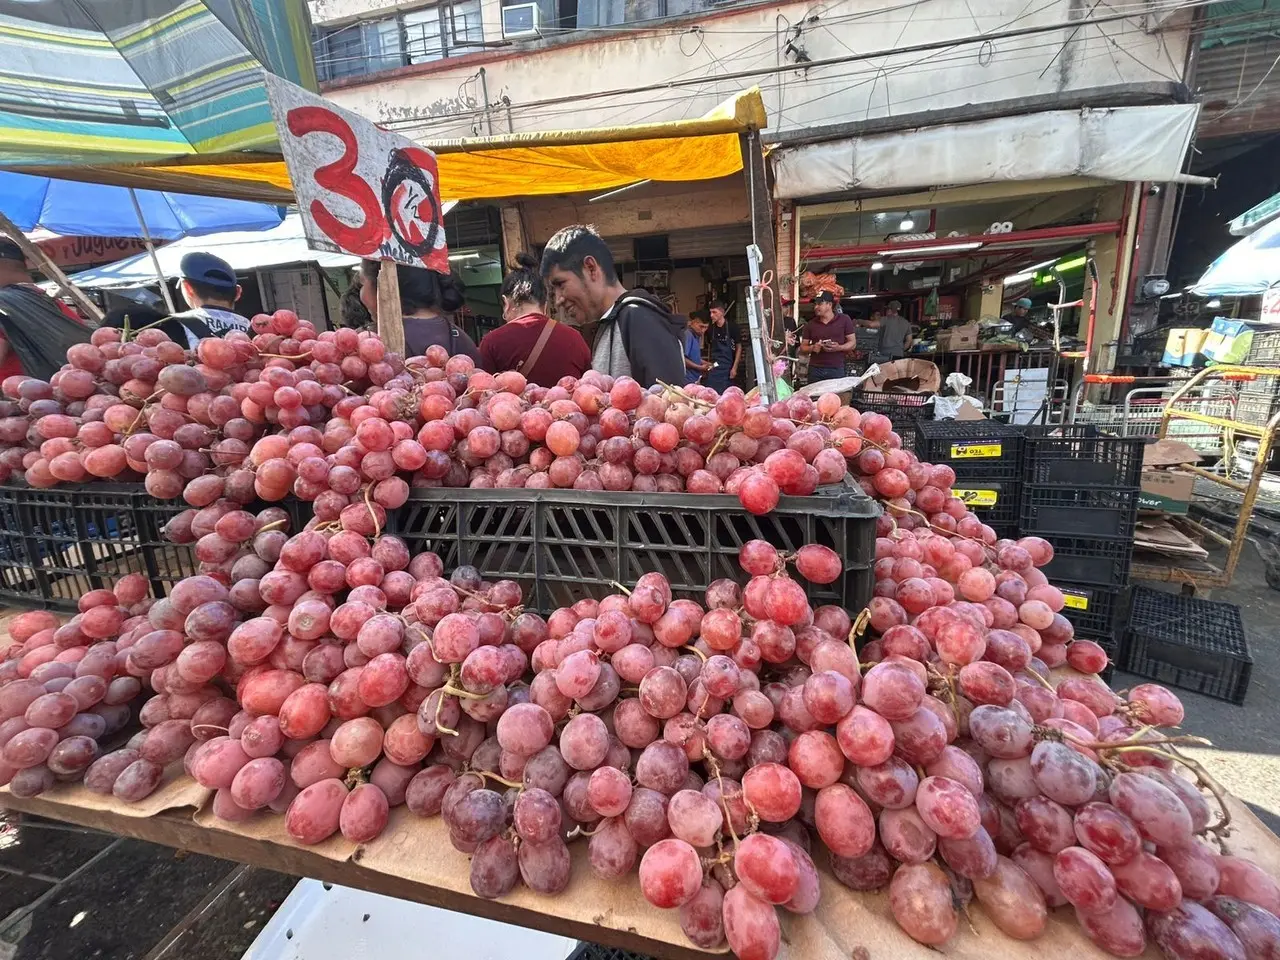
[792,180,1125,416]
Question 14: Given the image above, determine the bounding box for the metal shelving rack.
[1131,365,1280,592]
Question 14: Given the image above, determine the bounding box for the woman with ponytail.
[479,252,591,387]
[359,260,480,361]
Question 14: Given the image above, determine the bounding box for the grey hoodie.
[591,289,687,389]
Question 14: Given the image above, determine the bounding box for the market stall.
[0,63,1276,960]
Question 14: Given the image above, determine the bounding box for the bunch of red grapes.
[0,309,882,516]
[0,316,1277,960]
[0,574,172,797]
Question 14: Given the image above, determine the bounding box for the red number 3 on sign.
[285,106,390,256]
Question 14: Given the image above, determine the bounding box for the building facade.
[307,0,1212,388]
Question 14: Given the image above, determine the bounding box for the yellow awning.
[11,89,766,205]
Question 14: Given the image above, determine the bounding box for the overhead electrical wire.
[368,0,1234,132]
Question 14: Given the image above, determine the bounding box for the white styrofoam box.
[243,879,582,960]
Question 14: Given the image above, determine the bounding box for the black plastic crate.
[1023,425,1145,488]
[1247,329,1280,366]
[850,390,931,448]
[0,483,313,611]
[1121,586,1251,704]
[0,486,41,606]
[388,483,879,614]
[1019,485,1138,539]
[1040,534,1133,588]
[914,419,1024,482]
[950,479,1019,530]
[1058,581,1127,640]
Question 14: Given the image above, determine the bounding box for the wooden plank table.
[5,777,1280,960]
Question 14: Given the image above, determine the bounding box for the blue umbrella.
[0,170,285,315]
[1192,215,1280,298]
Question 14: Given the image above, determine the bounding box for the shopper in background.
[480,252,591,387]
[798,290,855,383]
[340,276,373,330]
[684,311,712,384]
[0,237,90,382]
[704,300,742,392]
[165,252,252,345]
[540,224,685,388]
[864,298,912,362]
[359,260,480,362]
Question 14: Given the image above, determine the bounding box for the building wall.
[308,0,1194,141]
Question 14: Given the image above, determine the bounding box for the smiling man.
[540,224,685,389]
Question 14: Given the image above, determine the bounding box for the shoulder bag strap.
[518,318,558,373]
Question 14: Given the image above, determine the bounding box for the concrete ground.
[1119,550,1280,835]
[0,553,1277,957]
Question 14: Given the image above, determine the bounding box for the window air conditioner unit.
[502,3,541,39]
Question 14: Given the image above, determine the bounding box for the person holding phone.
[798,290,855,383]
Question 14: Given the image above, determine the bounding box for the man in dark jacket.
[541,225,685,388]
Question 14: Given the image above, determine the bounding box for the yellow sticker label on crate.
[953,488,998,507]
[1062,593,1090,611]
[950,443,1003,459]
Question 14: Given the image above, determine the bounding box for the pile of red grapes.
[0,316,1277,960]
[0,309,885,516]
[0,574,170,797]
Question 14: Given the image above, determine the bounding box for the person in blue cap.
[1003,296,1051,340]
[166,252,252,346]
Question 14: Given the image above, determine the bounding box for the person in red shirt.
[0,238,85,382]
[480,253,591,387]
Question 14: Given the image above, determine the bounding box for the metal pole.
[128,188,177,315]
[744,244,775,404]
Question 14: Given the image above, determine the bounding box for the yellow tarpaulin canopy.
[12,89,766,205]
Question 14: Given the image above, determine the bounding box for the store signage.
[950,443,1002,459]
[33,235,151,269]
[1262,287,1280,324]
[1061,592,1089,611]
[952,488,998,506]
[264,74,449,272]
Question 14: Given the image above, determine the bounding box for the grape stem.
[681,644,708,663]
[433,687,458,737]
[1024,666,1056,692]
[260,351,314,360]
[257,519,289,533]
[123,317,169,340]
[609,581,632,596]
[361,483,383,538]
[1165,743,1234,842]
[701,745,742,849]
[440,682,488,701]
[125,390,166,435]
[472,769,523,789]
[847,607,871,653]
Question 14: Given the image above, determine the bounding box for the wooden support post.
[377,260,406,356]
[0,211,104,323]
[740,129,782,343]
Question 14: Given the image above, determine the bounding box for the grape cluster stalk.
[0,318,1275,960]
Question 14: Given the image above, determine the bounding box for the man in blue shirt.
[684,311,711,384]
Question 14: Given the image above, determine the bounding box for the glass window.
[449,0,485,50]
[315,3,484,82]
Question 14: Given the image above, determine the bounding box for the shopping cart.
[1067,379,1238,457]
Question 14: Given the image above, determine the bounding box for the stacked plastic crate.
[913,419,1024,539]
[1238,330,1280,427]
[1019,426,1145,660]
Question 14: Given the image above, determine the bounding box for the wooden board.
[4,777,1280,960]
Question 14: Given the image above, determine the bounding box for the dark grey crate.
[1023,425,1145,488]
[1121,586,1251,704]
[914,419,1024,483]
[389,484,879,613]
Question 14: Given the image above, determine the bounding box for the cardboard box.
[1139,469,1195,515]
[939,323,979,351]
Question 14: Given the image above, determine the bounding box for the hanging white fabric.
[771,104,1201,200]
